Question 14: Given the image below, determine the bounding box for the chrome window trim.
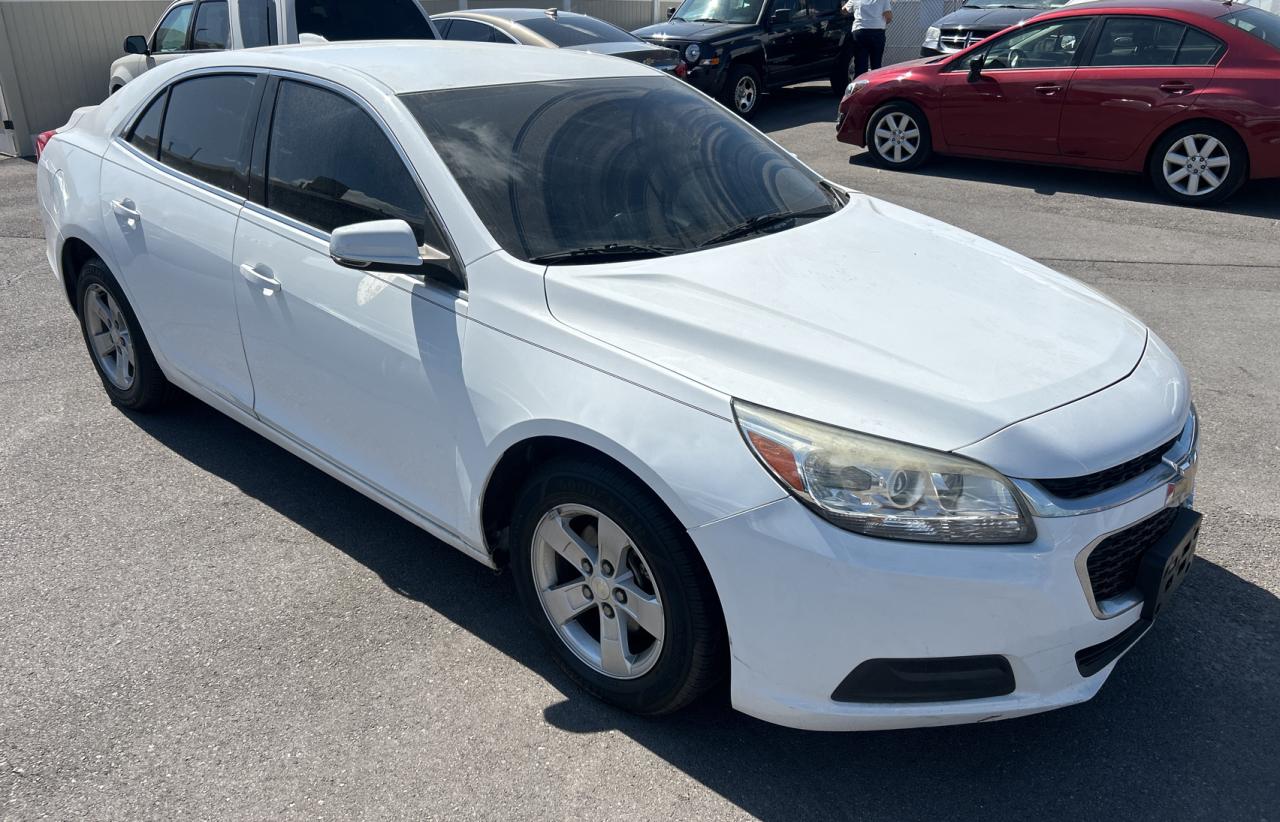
[1012,407,1197,518]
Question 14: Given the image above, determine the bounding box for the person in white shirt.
[842,0,893,78]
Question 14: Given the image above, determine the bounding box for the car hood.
[632,20,755,42]
[544,195,1148,453]
[933,5,1046,28]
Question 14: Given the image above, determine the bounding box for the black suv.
[633,0,854,118]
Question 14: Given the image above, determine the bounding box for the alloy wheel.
[1162,134,1231,197]
[530,505,665,680]
[874,112,921,164]
[83,283,135,390]
[734,76,757,114]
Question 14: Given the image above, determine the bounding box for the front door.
[763,0,821,83]
[1059,16,1221,161]
[232,78,468,531]
[939,16,1094,155]
[99,72,260,409]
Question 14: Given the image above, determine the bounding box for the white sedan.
[36,41,1201,731]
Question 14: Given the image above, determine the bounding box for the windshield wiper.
[527,243,680,265]
[690,17,724,22]
[698,206,835,248]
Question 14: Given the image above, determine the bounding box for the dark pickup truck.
[633,0,855,118]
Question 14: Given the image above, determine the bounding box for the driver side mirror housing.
[967,56,985,82]
[667,6,676,18]
[329,219,457,285]
[772,7,793,24]
[124,34,150,56]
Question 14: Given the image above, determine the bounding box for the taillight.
[35,130,56,160]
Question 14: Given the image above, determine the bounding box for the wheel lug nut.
[580,559,592,575]
[601,603,615,619]
[614,589,627,604]
[582,585,594,600]
[601,560,614,576]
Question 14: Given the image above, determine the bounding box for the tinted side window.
[811,0,839,13]
[239,0,279,46]
[128,92,167,159]
[153,3,193,52]
[1090,17,1186,66]
[192,0,230,49]
[266,81,438,245]
[160,74,258,193]
[444,19,498,42]
[1175,27,1225,65]
[296,0,435,40]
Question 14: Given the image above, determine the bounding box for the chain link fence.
[421,0,965,65]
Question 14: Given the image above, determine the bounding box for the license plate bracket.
[1137,507,1202,621]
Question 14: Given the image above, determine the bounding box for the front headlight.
[684,43,702,63]
[734,401,1034,544]
[844,79,870,97]
[925,26,942,44]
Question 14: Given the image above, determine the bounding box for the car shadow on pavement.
[754,84,842,133]
[848,150,1280,220]
[125,394,1280,821]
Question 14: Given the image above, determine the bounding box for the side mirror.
[772,7,793,24]
[124,35,150,56]
[967,56,984,82]
[667,6,676,18]
[330,219,450,274]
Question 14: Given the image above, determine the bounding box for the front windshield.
[670,0,764,24]
[961,0,1067,9]
[402,76,842,264]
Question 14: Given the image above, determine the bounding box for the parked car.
[633,0,854,118]
[922,0,1071,56]
[108,0,440,93]
[839,0,1280,205]
[433,8,679,71]
[39,41,1202,731]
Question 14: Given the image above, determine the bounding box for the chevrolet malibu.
[36,42,1201,730]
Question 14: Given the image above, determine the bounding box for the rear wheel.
[1148,122,1247,206]
[76,259,169,411]
[510,458,725,715]
[864,101,933,170]
[719,64,762,120]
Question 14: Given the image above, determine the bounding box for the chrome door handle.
[110,198,140,229]
[239,263,281,293]
[1159,81,1194,95]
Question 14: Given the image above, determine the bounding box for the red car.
[836,0,1280,204]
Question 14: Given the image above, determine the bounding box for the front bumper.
[690,478,1197,731]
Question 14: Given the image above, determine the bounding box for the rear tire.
[864,101,933,171]
[719,64,763,120]
[1148,122,1247,206]
[510,457,726,715]
[75,258,169,411]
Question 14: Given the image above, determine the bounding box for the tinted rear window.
[296,0,435,40]
[239,0,278,46]
[159,74,257,193]
[1221,6,1280,50]
[519,14,634,46]
[128,92,167,159]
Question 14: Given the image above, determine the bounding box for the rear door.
[939,16,1094,155]
[1058,15,1223,162]
[99,72,262,409]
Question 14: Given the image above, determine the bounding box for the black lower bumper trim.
[1076,619,1150,678]
[832,655,1015,703]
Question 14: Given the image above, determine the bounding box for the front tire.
[864,101,933,170]
[510,457,726,715]
[719,64,763,120]
[76,258,169,411]
[1148,122,1247,206]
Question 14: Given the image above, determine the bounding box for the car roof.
[437,7,597,22]
[172,40,653,94]
[1053,0,1237,17]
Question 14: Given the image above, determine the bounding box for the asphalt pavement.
[2,84,1278,820]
